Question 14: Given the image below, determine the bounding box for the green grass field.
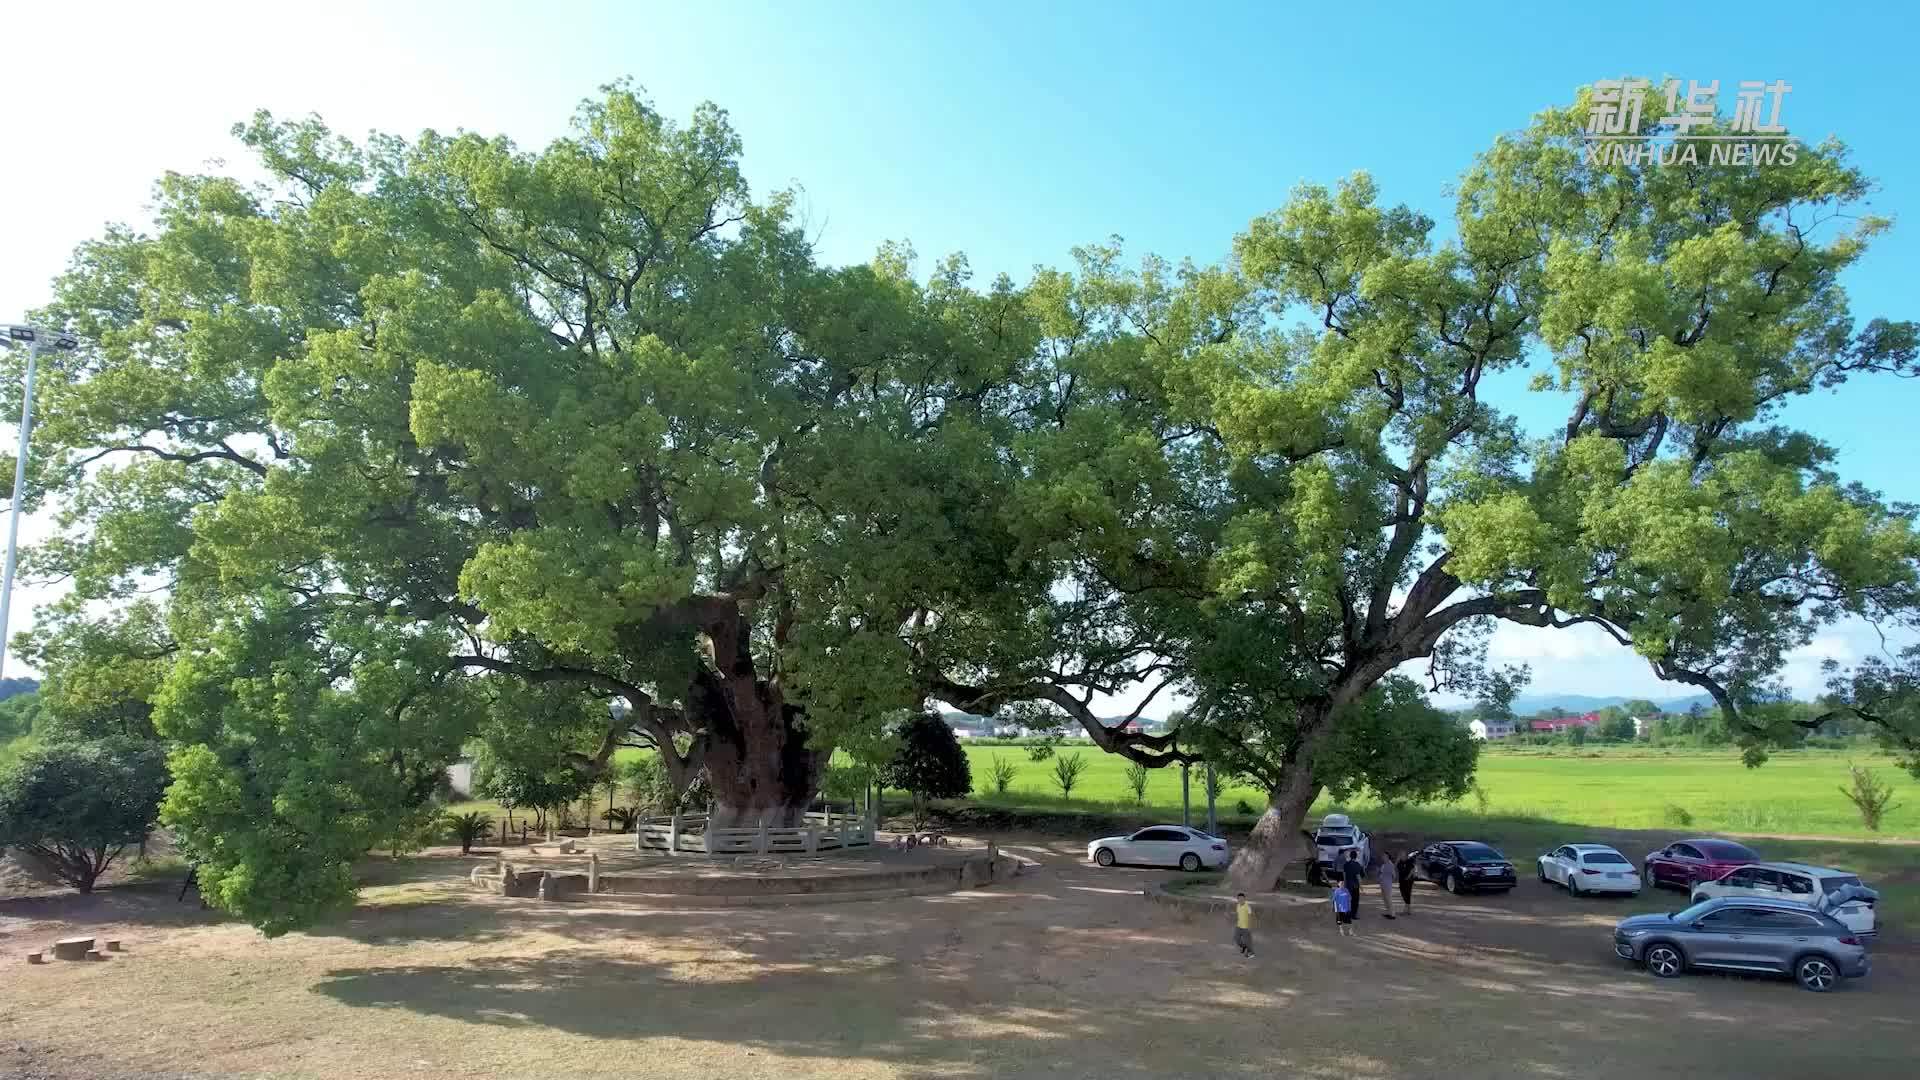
[451,742,1920,926]
[956,743,1920,839]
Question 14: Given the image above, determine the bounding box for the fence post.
[703,819,716,855]
[668,812,682,857]
[588,852,600,894]
[805,826,818,854]
[757,819,770,855]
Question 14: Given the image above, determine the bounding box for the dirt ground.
[2,837,1916,1080]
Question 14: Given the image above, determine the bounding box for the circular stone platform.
[471,833,1026,907]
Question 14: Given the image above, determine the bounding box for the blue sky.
[2,1,1916,705]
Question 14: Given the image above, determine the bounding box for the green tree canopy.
[18,84,1057,931]
[924,83,1919,889]
[0,738,169,892]
[878,712,972,816]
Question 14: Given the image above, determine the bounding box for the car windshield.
[1456,843,1504,862]
[1699,842,1758,860]
[1673,899,1720,922]
[1316,831,1354,843]
[1582,852,1630,865]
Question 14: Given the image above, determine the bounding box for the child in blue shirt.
[1331,881,1354,936]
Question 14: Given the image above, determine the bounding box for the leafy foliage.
[879,713,972,821]
[1838,763,1901,831]
[984,755,1019,796]
[0,739,169,892]
[13,77,1920,919]
[444,810,494,853]
[1050,752,1090,799]
[1123,761,1151,805]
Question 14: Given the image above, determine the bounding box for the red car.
[1642,838,1761,890]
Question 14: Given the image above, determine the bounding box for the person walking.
[1233,892,1255,957]
[1375,851,1398,920]
[1331,880,1354,936]
[1341,849,1365,922]
[1396,847,1417,914]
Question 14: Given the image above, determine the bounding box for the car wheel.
[1795,955,1838,993]
[1094,847,1115,867]
[1537,863,1548,884]
[1568,875,1582,897]
[1644,944,1684,979]
[1180,853,1202,872]
[1446,872,1463,895]
[1643,864,1656,889]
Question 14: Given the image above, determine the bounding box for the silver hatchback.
[1613,896,1871,992]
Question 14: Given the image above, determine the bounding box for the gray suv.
[1613,896,1871,992]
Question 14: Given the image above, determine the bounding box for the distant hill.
[0,677,38,703]
[1507,692,1714,716]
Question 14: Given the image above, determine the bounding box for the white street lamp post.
[0,324,79,680]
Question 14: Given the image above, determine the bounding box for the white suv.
[1689,861,1879,937]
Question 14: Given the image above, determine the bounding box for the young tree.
[878,713,972,824]
[984,755,1019,796]
[1123,761,1151,805]
[0,740,169,892]
[1050,752,1089,800]
[931,85,1920,891]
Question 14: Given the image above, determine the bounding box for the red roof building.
[1528,712,1602,733]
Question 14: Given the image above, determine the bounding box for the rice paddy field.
[953,744,1920,839]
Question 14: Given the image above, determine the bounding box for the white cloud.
[1777,634,1856,699]
[1485,621,1616,663]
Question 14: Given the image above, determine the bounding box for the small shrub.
[1839,763,1900,832]
[602,806,640,833]
[0,739,171,893]
[1233,798,1256,816]
[1471,782,1490,816]
[1123,761,1151,806]
[444,810,494,854]
[1051,752,1090,800]
[1663,803,1694,827]
[986,755,1018,796]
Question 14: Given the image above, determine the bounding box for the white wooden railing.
[635,809,875,855]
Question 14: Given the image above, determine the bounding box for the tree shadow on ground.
[304,835,1920,1080]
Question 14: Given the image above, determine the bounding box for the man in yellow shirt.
[1233,892,1254,957]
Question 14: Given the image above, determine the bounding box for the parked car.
[1642,838,1760,890]
[1689,862,1880,938]
[1303,813,1370,886]
[1537,843,1641,896]
[1415,841,1517,893]
[1612,896,1871,992]
[1087,825,1229,871]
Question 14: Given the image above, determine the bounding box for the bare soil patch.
[1,835,1915,1079]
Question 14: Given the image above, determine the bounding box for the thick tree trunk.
[1227,700,1339,893]
[1227,766,1322,893]
[690,656,829,830]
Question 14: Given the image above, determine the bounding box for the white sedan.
[1088,825,1229,871]
[1537,843,1642,896]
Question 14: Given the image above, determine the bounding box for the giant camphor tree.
[18,85,1064,932]
[921,87,1919,891]
[15,82,1920,927]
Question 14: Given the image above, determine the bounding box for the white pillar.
[588,853,600,894]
